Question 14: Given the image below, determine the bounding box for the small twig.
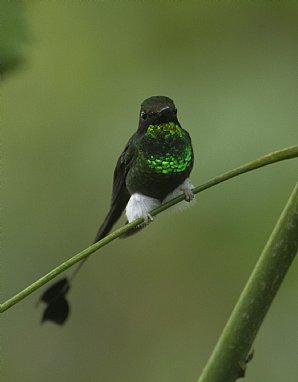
[0,146,297,313]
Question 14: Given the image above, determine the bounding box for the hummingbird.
[40,96,195,325]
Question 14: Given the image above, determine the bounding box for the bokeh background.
[1,2,297,381]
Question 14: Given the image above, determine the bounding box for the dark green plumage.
[40,96,194,325]
[125,122,193,199]
[95,95,194,238]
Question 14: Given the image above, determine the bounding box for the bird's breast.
[144,144,192,175]
[125,124,193,199]
[140,124,193,175]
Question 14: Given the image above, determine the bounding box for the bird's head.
[138,96,179,132]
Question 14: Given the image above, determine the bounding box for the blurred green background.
[1,2,297,382]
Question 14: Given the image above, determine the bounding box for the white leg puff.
[126,193,161,224]
[162,178,195,204]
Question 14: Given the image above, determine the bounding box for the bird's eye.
[141,111,148,120]
[173,107,177,115]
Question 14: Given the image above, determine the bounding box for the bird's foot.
[137,213,154,228]
[181,185,194,202]
[162,178,195,206]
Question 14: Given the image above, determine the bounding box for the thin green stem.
[197,181,298,382]
[0,146,297,313]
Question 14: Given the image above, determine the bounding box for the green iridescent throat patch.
[146,145,192,175]
[146,122,184,139]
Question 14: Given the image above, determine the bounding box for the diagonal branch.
[0,145,297,313]
[197,181,298,382]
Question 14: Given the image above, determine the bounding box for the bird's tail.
[40,199,127,325]
[93,202,124,243]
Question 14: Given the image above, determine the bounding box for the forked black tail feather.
[40,278,70,325]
